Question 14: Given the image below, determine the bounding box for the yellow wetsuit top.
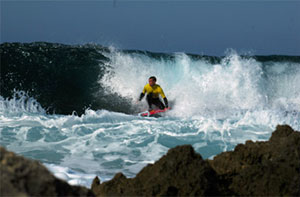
[142,84,166,99]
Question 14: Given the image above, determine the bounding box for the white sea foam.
[1,51,299,188]
[100,50,300,118]
[0,90,45,116]
[44,163,100,188]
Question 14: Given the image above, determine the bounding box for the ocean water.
[1,43,299,188]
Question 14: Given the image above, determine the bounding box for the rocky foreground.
[0,147,94,196]
[1,125,300,196]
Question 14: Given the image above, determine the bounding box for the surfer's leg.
[153,98,165,109]
[146,94,153,110]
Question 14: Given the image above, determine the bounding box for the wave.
[1,42,132,115]
[1,42,300,116]
[0,90,45,115]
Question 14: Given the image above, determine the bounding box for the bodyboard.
[138,107,170,117]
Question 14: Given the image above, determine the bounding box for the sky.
[1,0,300,56]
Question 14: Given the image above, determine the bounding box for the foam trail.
[0,90,46,116]
[100,49,300,118]
[1,48,299,188]
[44,163,99,188]
[1,98,299,188]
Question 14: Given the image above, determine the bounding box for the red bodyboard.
[140,107,170,117]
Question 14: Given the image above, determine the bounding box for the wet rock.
[0,147,94,197]
[1,124,299,196]
[209,125,300,196]
[92,145,225,196]
[91,125,300,196]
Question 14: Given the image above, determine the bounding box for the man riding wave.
[138,76,169,111]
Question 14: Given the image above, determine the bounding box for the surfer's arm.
[159,86,166,98]
[159,87,168,108]
[139,86,147,101]
[163,97,169,108]
[139,93,145,101]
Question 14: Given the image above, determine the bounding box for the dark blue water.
[1,42,299,187]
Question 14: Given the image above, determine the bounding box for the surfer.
[138,76,169,111]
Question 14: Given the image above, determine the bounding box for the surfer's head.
[149,76,156,86]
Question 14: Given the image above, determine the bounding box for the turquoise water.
[1,49,300,187]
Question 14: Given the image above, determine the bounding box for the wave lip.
[0,90,45,115]
[1,42,111,115]
[1,42,300,116]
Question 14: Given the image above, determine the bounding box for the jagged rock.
[92,145,225,196]
[91,125,300,196]
[209,125,300,196]
[0,147,94,197]
[1,125,299,196]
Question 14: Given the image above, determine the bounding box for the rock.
[91,125,300,196]
[0,147,94,197]
[133,145,224,196]
[92,145,226,196]
[1,125,299,196]
[209,125,300,196]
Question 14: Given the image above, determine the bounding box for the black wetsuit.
[139,83,168,110]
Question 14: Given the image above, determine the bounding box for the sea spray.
[0,90,46,115]
[100,48,300,118]
[1,42,299,188]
